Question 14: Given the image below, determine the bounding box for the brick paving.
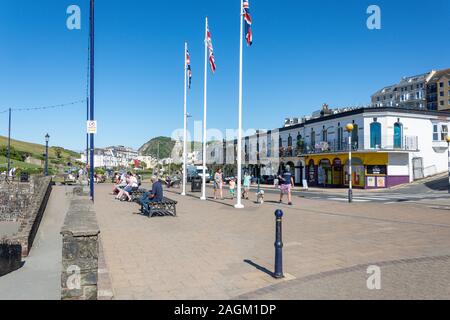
[94,183,450,300]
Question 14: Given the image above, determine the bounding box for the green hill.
[138,137,223,159]
[0,135,80,173]
[139,137,176,159]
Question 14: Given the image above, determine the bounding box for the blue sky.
[0,0,449,151]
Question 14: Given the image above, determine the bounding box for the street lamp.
[446,135,450,194]
[346,124,354,203]
[45,133,50,177]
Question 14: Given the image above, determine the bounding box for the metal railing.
[297,136,418,155]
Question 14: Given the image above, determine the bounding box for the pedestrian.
[243,172,251,200]
[229,178,236,199]
[214,168,224,200]
[279,165,294,205]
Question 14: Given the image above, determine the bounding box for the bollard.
[274,209,284,279]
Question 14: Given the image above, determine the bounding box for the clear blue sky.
[0,0,449,151]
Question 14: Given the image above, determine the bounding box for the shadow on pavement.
[244,259,274,278]
[424,177,448,191]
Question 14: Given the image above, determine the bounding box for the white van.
[195,166,211,183]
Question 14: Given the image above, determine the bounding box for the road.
[203,174,450,204]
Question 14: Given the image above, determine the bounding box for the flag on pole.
[206,26,216,73]
[243,0,253,46]
[186,49,192,89]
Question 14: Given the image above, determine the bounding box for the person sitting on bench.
[140,176,163,215]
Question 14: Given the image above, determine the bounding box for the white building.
[205,106,450,189]
[80,145,139,169]
[266,106,450,188]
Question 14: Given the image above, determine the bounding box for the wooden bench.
[141,197,177,218]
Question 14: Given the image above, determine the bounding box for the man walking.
[279,165,294,206]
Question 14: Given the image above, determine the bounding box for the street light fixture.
[446,135,450,194]
[45,133,50,177]
[346,124,354,203]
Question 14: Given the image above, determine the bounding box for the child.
[229,178,236,199]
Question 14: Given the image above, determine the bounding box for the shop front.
[305,153,389,189]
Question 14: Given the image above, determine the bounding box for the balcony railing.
[298,136,418,155]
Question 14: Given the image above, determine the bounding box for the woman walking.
[214,168,224,200]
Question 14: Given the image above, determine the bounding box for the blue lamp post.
[45,133,50,176]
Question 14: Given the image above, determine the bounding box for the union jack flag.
[243,0,252,46]
[206,27,216,73]
[186,49,192,89]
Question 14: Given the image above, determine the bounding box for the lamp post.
[346,124,354,203]
[446,136,450,194]
[45,133,50,176]
[7,108,11,176]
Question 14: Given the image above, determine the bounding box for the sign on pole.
[87,120,97,134]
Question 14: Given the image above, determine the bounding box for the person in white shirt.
[116,173,138,202]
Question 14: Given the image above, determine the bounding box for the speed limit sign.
[87,121,97,134]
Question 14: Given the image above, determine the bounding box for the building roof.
[276,106,450,132]
[428,68,450,81]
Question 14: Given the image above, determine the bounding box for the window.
[322,129,328,142]
[311,129,316,147]
[440,82,444,88]
[440,91,445,97]
[394,123,402,148]
[337,127,343,150]
[433,125,439,141]
[370,122,382,149]
[441,101,445,106]
[442,125,449,141]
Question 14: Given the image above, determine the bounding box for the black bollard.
[274,209,284,279]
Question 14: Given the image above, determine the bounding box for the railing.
[298,136,418,155]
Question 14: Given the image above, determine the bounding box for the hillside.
[139,137,211,159]
[139,137,176,159]
[0,136,79,159]
[0,135,80,173]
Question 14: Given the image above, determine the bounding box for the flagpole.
[182,42,188,196]
[235,0,245,209]
[201,17,208,201]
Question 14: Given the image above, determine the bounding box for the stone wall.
[61,191,100,300]
[0,176,53,257]
[0,182,33,222]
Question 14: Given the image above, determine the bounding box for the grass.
[0,155,42,170]
[0,135,79,159]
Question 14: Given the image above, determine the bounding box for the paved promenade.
[94,183,450,300]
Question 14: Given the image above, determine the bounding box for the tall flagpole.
[201,17,208,201]
[182,42,188,196]
[235,0,245,209]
